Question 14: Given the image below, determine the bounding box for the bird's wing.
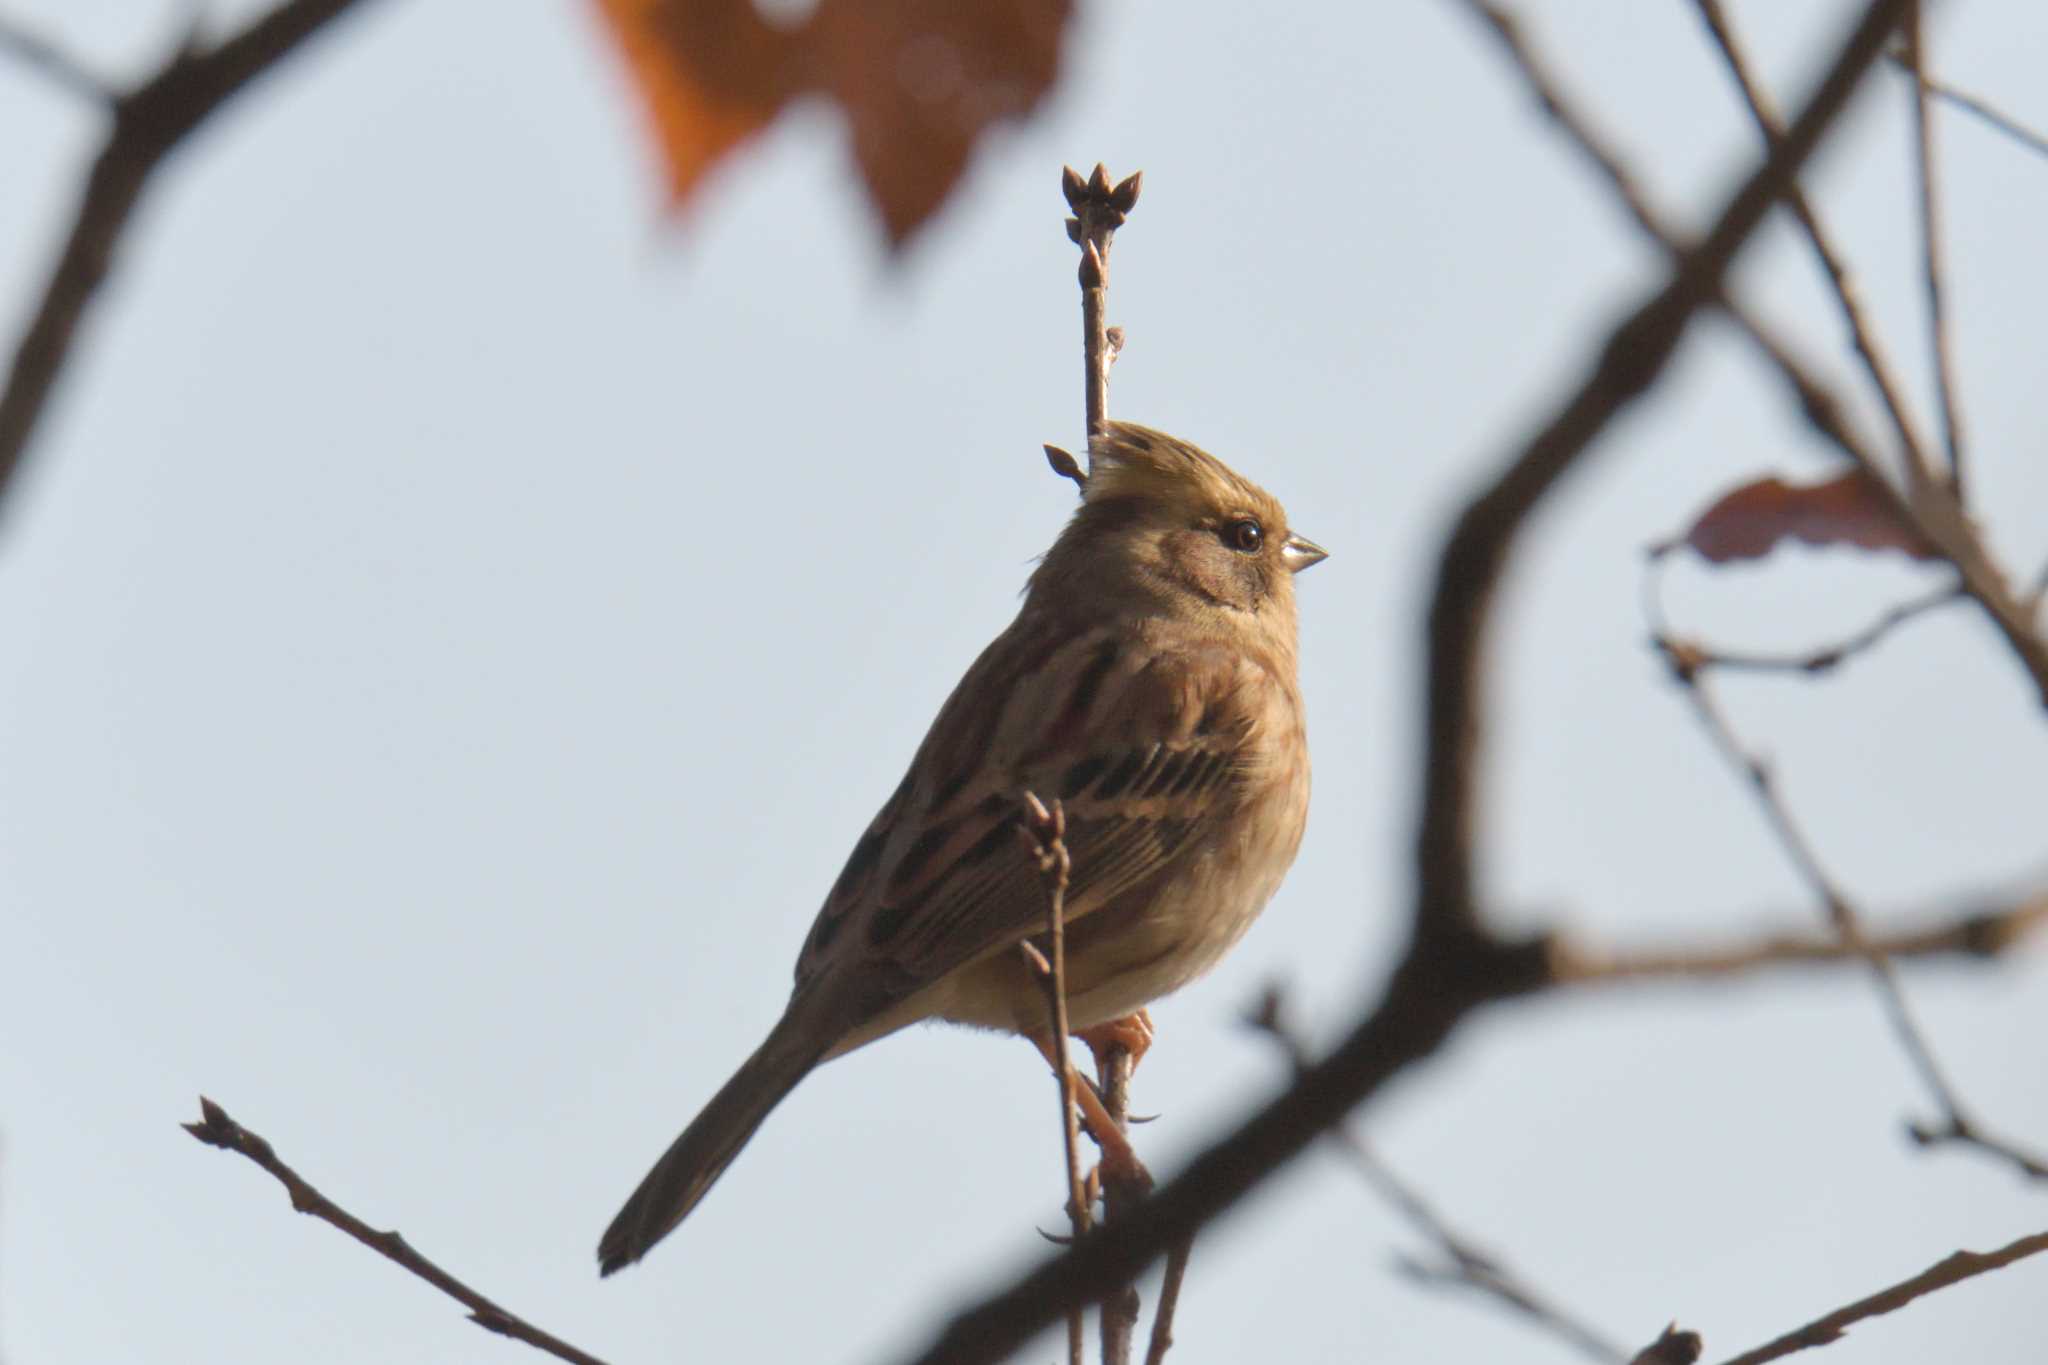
[793,615,1271,1000]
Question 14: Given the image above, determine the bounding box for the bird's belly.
[923,833,1294,1038]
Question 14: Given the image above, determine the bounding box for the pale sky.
[3,2,2046,1362]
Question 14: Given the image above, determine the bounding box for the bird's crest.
[1083,423,1280,523]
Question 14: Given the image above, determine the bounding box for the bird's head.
[1032,423,1324,629]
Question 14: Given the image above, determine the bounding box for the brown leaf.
[1661,470,1937,564]
[590,0,794,210]
[590,0,1076,246]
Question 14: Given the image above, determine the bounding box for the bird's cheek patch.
[1162,531,1264,611]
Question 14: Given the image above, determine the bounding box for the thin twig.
[1659,651,2048,1182]
[0,12,113,103]
[1688,0,1932,482]
[1245,987,1630,1365]
[1096,1043,1142,1365]
[900,8,1916,1358]
[1888,55,2048,161]
[1652,583,1963,678]
[1900,3,1968,496]
[1715,1228,2048,1365]
[0,0,378,522]
[1061,163,1140,446]
[1062,158,1154,1365]
[1018,793,1090,1365]
[183,1098,609,1365]
[1904,1114,2048,1179]
[1141,1235,1194,1365]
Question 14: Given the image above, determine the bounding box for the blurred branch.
[1887,54,2048,161]
[1650,583,1963,679]
[1687,0,1930,480]
[1899,2,1968,496]
[1715,1228,2048,1365]
[1658,652,2048,1182]
[1549,888,2048,985]
[0,0,378,523]
[183,1098,610,1365]
[1245,987,1632,1365]
[1241,875,2045,1362]
[0,12,113,103]
[898,6,1917,1359]
[1464,0,2048,707]
[1634,1325,1705,1365]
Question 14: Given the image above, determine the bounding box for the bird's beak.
[1281,534,1328,574]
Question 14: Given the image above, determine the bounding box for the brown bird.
[598,422,1322,1274]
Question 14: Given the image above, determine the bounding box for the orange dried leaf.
[589,0,794,208]
[590,0,1076,245]
[811,0,1075,244]
[1668,470,1936,564]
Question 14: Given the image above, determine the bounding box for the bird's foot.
[1075,1008,1154,1074]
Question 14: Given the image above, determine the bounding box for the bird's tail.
[597,1000,834,1275]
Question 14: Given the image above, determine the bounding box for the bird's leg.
[1029,1034,1145,1188]
[1074,1008,1154,1076]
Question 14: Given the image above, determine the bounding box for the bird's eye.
[1224,518,1264,554]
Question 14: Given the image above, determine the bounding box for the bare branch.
[1076,1020,1158,1364]
[1141,1237,1193,1365]
[1462,0,2048,707]
[1651,583,1963,679]
[1715,1228,2048,1365]
[1889,55,2048,161]
[1900,3,1969,495]
[0,12,113,103]
[1687,0,1932,483]
[1062,162,1141,449]
[1548,890,2048,986]
[1905,1115,2048,1181]
[1096,1040,1142,1365]
[1018,793,1090,1365]
[0,0,379,523]
[1246,987,1631,1365]
[896,8,1916,1359]
[1658,652,2048,1182]
[183,1098,609,1365]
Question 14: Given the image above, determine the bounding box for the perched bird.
[598,422,1323,1274]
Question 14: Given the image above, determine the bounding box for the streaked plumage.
[598,423,1321,1274]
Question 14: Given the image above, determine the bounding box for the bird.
[597,421,1323,1274]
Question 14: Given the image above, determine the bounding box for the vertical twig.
[1018,793,1090,1365]
[1900,1,1968,496]
[1096,1043,1141,1365]
[1061,160,1163,1365]
[1061,163,1142,447]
